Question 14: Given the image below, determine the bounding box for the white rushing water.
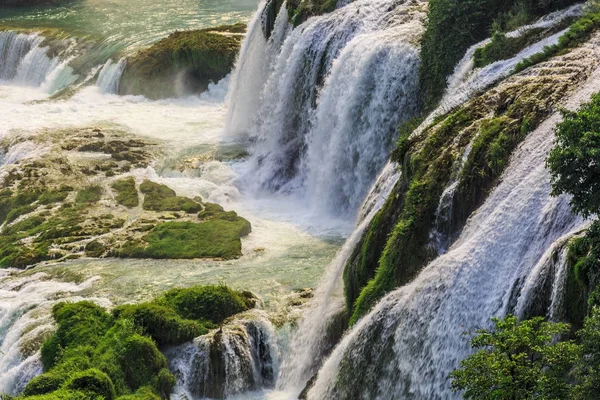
[228,0,426,217]
[97,58,127,94]
[277,163,399,393]
[167,310,279,399]
[304,47,600,400]
[0,271,108,396]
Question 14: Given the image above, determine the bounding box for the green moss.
[158,284,248,323]
[514,11,600,73]
[24,284,247,399]
[65,369,116,400]
[112,303,205,345]
[23,374,64,396]
[85,241,106,258]
[120,25,244,99]
[198,202,224,219]
[419,0,580,109]
[347,55,582,323]
[111,178,139,208]
[75,186,103,204]
[473,29,545,68]
[114,219,249,260]
[286,0,337,27]
[139,180,201,213]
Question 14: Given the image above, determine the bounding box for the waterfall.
[166,310,279,399]
[229,0,426,217]
[0,31,36,81]
[225,0,290,136]
[0,31,78,94]
[304,58,600,400]
[97,58,126,94]
[277,163,399,393]
[0,272,105,395]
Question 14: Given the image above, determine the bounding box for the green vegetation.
[139,180,201,213]
[0,186,71,225]
[17,285,250,399]
[473,28,551,68]
[452,89,600,400]
[113,218,251,260]
[548,93,600,218]
[419,0,580,109]
[514,11,600,73]
[286,0,337,27]
[75,186,103,204]
[111,178,139,208]
[120,25,245,99]
[451,315,581,399]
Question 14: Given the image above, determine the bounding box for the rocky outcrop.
[119,24,246,99]
[0,126,251,268]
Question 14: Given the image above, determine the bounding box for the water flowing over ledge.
[227,0,427,218]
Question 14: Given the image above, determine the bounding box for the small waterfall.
[225,0,290,136]
[0,31,79,94]
[166,310,278,399]
[229,0,426,217]
[305,58,600,400]
[278,163,399,393]
[0,31,36,81]
[97,58,126,94]
[0,272,104,395]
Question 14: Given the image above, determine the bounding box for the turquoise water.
[0,0,258,48]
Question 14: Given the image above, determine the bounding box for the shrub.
[548,93,600,218]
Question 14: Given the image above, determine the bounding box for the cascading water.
[413,3,585,139]
[229,0,426,217]
[96,58,126,94]
[277,163,399,393]
[166,310,279,399]
[0,272,106,395]
[304,46,600,400]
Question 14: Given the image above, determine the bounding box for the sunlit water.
[0,0,257,49]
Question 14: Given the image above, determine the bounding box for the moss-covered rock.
[112,303,205,345]
[20,284,251,399]
[119,24,245,99]
[139,180,201,213]
[158,284,249,323]
[111,178,139,208]
[113,218,250,260]
[75,186,103,204]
